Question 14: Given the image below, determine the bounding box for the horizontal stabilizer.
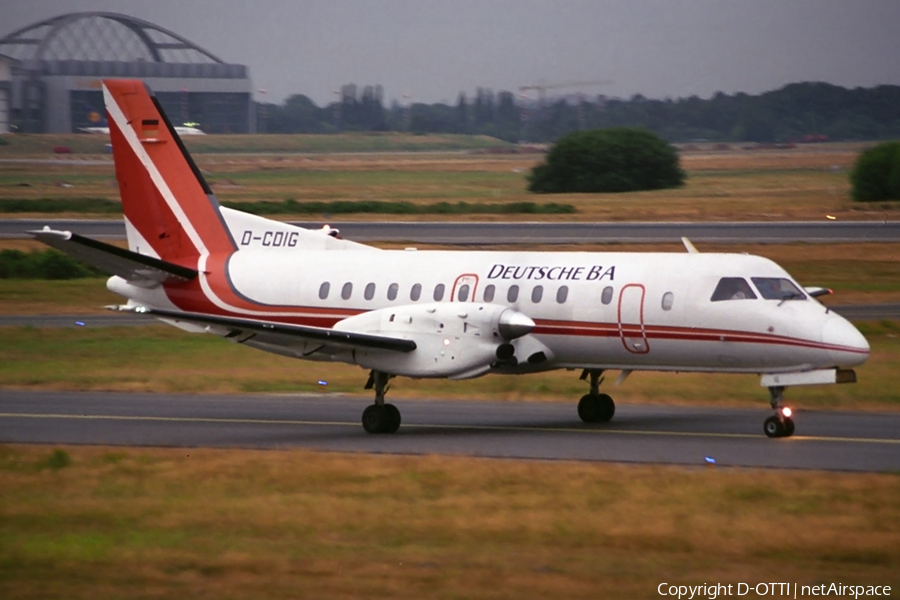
[129,306,418,353]
[30,228,197,285]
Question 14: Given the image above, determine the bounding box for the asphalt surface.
[4,218,900,243]
[1,390,897,472]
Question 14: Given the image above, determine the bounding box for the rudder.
[103,79,235,264]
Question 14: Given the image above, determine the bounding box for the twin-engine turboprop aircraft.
[33,80,870,437]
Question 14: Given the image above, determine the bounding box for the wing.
[30,228,197,285]
[129,306,417,354]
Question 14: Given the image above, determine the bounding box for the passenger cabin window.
[410,283,422,301]
[507,285,519,303]
[341,282,353,300]
[556,285,569,304]
[364,282,376,300]
[433,283,445,301]
[751,277,806,301]
[531,285,543,303]
[457,284,470,302]
[601,286,614,305]
[662,291,674,311]
[387,283,399,301]
[318,282,330,300]
[483,284,495,302]
[711,277,757,301]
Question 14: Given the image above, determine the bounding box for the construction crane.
[518,79,612,106]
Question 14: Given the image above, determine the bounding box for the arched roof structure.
[0,12,253,134]
[0,12,224,65]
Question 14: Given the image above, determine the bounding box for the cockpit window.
[711,277,758,301]
[751,277,807,301]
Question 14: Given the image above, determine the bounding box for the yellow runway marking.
[1,412,898,445]
[0,412,354,427]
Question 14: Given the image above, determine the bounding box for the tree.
[496,91,520,142]
[527,128,685,194]
[267,94,330,133]
[456,92,469,133]
[850,141,900,202]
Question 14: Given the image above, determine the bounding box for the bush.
[0,198,121,213]
[527,128,685,194]
[221,199,575,215]
[0,249,101,279]
[850,141,900,202]
[40,449,72,471]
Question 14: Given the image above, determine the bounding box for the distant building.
[0,12,254,133]
[0,53,11,133]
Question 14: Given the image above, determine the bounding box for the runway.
[1,390,898,472]
[4,218,900,243]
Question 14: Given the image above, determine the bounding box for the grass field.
[1,240,898,405]
[0,132,513,156]
[0,321,897,409]
[3,140,899,221]
[1,445,898,600]
[2,138,899,597]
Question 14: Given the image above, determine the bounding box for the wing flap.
[129,306,417,353]
[31,228,197,285]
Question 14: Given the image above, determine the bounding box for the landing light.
[443,338,451,346]
[781,407,792,418]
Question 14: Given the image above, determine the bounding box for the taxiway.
[1,390,897,472]
[3,219,900,243]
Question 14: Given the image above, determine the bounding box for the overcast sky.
[3,0,900,106]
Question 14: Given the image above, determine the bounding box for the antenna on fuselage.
[681,237,700,254]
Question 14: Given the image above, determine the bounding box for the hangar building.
[0,12,254,133]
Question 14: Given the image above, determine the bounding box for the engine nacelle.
[333,302,534,378]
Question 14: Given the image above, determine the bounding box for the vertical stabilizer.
[103,79,235,264]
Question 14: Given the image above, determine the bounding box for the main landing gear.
[763,385,795,438]
[361,370,401,434]
[577,369,615,423]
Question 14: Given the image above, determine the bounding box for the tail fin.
[103,79,235,263]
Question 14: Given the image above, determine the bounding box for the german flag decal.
[141,118,159,138]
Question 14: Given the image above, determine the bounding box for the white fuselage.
[114,238,870,378]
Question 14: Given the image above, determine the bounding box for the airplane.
[33,79,870,438]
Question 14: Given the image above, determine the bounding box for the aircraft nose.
[822,316,870,367]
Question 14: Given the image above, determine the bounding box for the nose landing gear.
[763,386,795,438]
[362,370,401,434]
[577,369,615,423]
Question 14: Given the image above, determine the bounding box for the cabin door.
[451,274,478,302]
[618,283,650,354]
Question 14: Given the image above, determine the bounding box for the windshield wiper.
[778,292,805,307]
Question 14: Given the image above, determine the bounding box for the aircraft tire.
[577,393,615,423]
[783,416,795,437]
[362,404,387,434]
[597,393,615,422]
[384,403,401,433]
[763,415,785,438]
[578,394,600,422]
